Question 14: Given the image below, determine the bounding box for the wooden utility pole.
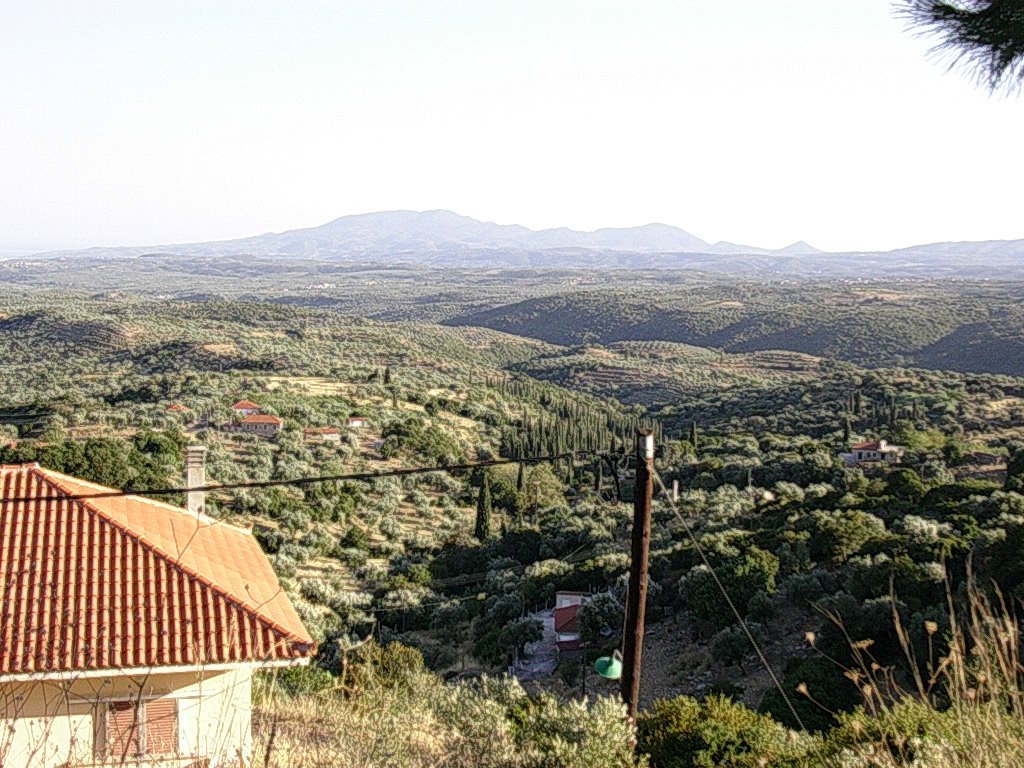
[621,429,654,720]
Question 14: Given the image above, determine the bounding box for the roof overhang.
[0,657,309,684]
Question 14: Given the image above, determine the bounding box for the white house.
[0,463,315,768]
[841,439,906,466]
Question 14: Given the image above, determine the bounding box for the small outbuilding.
[553,591,590,654]
[231,400,262,418]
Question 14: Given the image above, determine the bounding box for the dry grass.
[809,574,1024,767]
[252,664,639,768]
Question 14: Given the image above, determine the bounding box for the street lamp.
[594,650,623,680]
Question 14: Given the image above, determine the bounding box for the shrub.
[637,694,808,768]
[299,577,337,605]
[272,552,298,578]
[759,657,860,733]
[710,623,763,673]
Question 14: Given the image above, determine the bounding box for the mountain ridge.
[16,210,1024,277]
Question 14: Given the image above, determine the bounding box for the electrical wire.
[0,450,600,505]
[650,466,807,732]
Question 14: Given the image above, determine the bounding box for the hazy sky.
[2,1,1022,254]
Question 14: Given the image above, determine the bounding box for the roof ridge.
[27,466,310,649]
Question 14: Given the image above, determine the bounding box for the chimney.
[184,445,208,516]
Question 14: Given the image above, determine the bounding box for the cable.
[0,450,599,505]
[429,540,599,589]
[651,467,807,732]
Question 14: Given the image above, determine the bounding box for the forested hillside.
[448,282,1024,375]
[4,288,1024,766]
[5,261,1024,377]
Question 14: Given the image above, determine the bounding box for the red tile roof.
[232,400,260,410]
[304,427,340,436]
[554,604,581,634]
[0,464,314,675]
[166,403,190,412]
[241,414,283,425]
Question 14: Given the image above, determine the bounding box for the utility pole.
[621,428,653,720]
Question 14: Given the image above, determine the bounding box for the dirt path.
[513,610,558,680]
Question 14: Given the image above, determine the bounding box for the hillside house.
[347,416,368,429]
[553,591,590,654]
[0,462,314,768]
[303,427,341,443]
[841,439,906,466]
[231,400,261,418]
[226,414,283,437]
[166,403,190,413]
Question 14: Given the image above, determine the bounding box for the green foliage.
[578,591,624,643]
[759,657,860,733]
[709,623,762,673]
[476,472,494,541]
[681,546,779,631]
[637,695,808,768]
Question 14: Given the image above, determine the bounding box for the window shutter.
[107,701,141,758]
[144,697,179,756]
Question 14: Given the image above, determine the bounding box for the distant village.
[166,398,369,440]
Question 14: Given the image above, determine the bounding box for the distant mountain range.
[20,209,1024,277]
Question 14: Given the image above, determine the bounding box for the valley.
[3,280,1024,766]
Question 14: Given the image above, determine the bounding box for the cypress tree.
[843,416,852,444]
[475,474,493,542]
[689,421,699,451]
[383,365,393,385]
[516,462,525,492]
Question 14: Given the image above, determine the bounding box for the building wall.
[0,665,254,768]
[555,593,585,609]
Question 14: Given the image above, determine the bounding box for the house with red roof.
[225,414,284,437]
[166,403,190,413]
[231,400,261,418]
[553,591,590,654]
[0,463,314,768]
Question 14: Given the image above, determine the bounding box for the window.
[106,698,178,759]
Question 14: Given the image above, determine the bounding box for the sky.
[1,0,1022,254]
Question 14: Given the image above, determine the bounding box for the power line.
[651,466,807,732]
[0,450,602,505]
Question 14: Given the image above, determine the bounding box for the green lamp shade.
[594,654,623,680]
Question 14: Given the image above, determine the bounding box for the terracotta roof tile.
[554,604,581,634]
[0,465,314,675]
[232,400,260,410]
[241,414,283,425]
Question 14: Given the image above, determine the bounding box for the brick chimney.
[184,445,208,516]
